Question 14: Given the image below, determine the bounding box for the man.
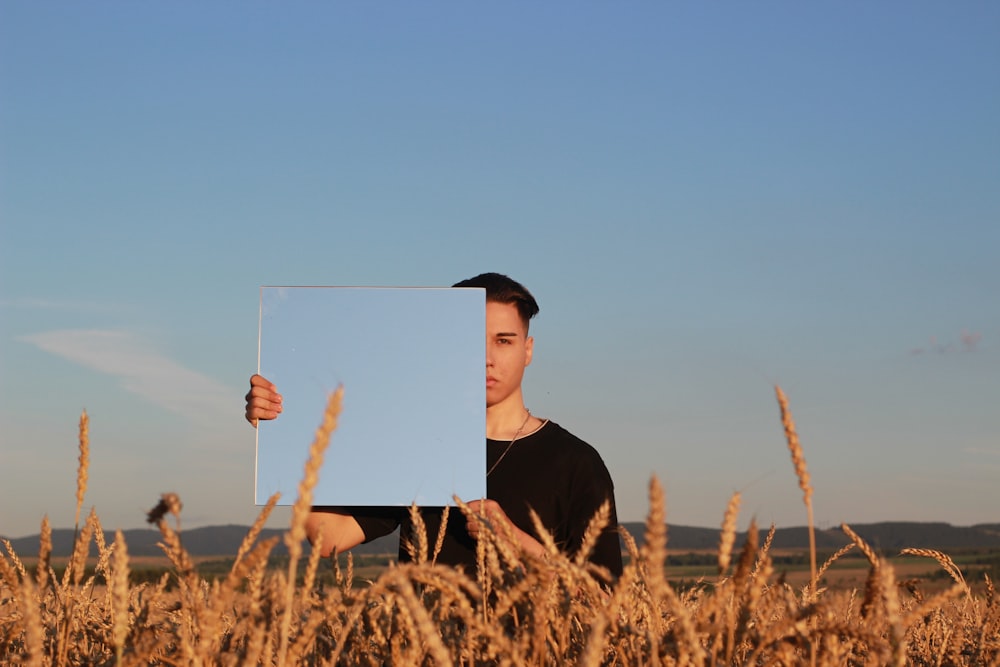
[245,273,623,578]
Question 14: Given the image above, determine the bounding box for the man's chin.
[485,389,507,408]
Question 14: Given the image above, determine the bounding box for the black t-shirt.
[343,421,623,578]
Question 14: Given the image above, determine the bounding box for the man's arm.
[305,509,367,558]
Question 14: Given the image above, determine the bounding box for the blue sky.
[2,2,998,539]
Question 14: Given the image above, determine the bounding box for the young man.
[245,273,623,578]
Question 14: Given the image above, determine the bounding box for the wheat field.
[2,388,998,666]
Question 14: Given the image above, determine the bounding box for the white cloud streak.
[0,297,122,313]
[909,330,984,356]
[19,329,235,424]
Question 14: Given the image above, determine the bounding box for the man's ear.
[524,336,534,367]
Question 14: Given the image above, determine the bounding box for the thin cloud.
[0,297,121,313]
[19,329,235,424]
[960,330,981,353]
[909,331,982,356]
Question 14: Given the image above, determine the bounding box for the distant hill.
[619,521,1000,552]
[1,525,395,559]
[5,521,1000,559]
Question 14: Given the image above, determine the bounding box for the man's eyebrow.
[494,332,520,337]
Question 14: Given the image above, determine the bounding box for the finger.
[246,385,282,402]
[249,374,276,390]
[249,394,282,410]
[246,406,281,422]
[245,405,274,425]
[250,373,278,393]
[245,396,282,424]
[480,500,502,518]
[246,393,282,410]
[245,390,283,418]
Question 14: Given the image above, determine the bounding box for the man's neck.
[486,395,531,440]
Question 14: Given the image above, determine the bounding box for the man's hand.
[465,499,545,558]
[245,374,282,427]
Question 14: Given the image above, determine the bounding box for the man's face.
[485,300,533,408]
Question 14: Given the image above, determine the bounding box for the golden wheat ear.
[233,491,280,574]
[574,499,611,567]
[36,515,52,591]
[406,503,429,565]
[775,386,817,592]
[74,409,89,531]
[111,529,130,661]
[900,548,969,594]
[718,491,741,576]
[431,505,450,564]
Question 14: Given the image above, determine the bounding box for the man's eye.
[497,338,512,345]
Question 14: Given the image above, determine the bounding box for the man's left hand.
[465,499,546,557]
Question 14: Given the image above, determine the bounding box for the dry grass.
[2,392,999,666]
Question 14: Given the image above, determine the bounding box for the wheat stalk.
[92,510,111,578]
[74,409,89,530]
[840,523,878,567]
[233,491,279,573]
[431,505,450,565]
[19,573,44,667]
[405,503,429,565]
[149,494,194,578]
[56,508,95,667]
[36,516,52,592]
[775,386,817,591]
[2,538,27,582]
[639,476,667,661]
[641,475,667,588]
[718,491,741,575]
[814,542,856,587]
[575,500,612,568]
[301,531,324,600]
[395,574,453,666]
[900,548,970,594]
[111,530,130,663]
[749,523,776,582]
[277,385,343,667]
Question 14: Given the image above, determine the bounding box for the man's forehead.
[486,302,528,335]
[487,320,526,335]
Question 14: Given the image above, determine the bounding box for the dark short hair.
[453,272,540,329]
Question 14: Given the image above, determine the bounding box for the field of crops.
[2,389,997,665]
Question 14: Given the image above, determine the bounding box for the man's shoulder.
[536,421,616,493]
[537,421,606,460]
[537,420,583,444]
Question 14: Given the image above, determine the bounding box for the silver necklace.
[486,410,532,477]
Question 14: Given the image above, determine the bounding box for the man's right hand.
[245,374,282,427]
